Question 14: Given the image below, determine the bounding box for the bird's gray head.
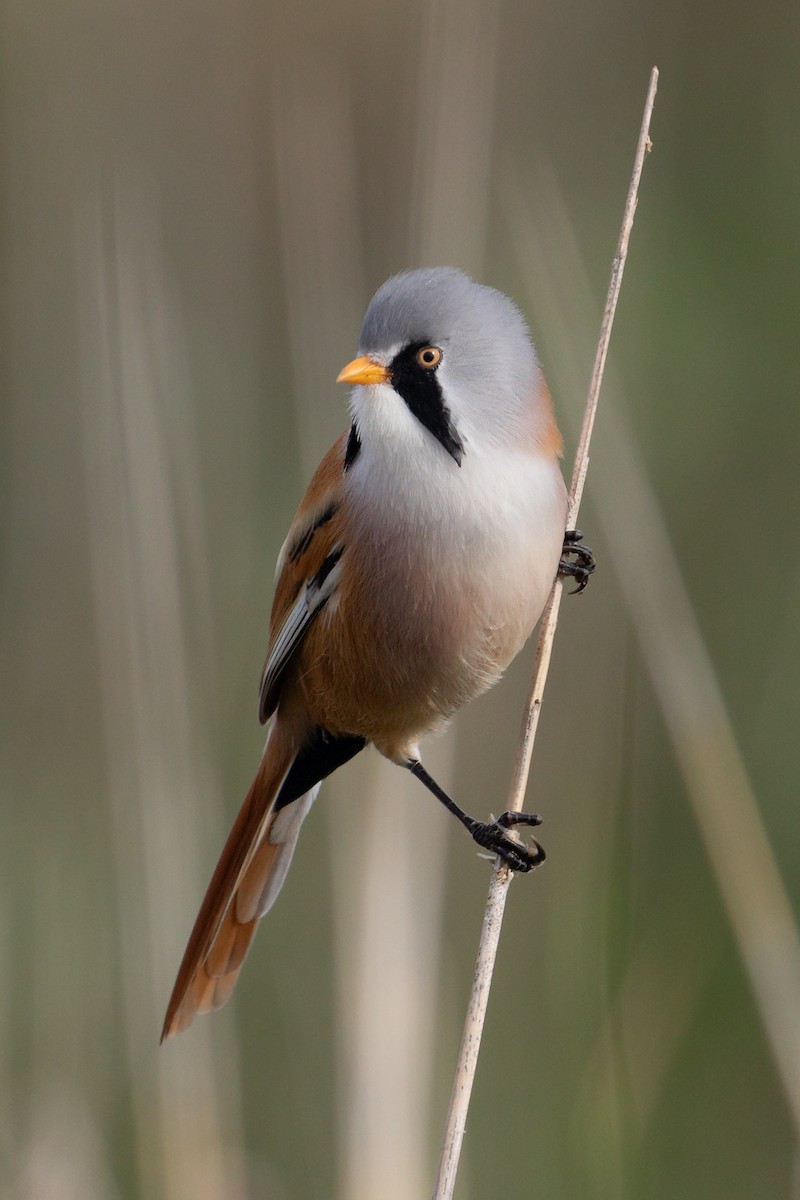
[346,268,545,465]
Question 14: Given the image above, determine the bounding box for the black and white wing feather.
[258,545,344,723]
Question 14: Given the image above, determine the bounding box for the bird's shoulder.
[533,376,564,460]
[269,429,351,637]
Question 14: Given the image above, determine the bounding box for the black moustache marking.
[344,422,361,472]
[389,342,464,466]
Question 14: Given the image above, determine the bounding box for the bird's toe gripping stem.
[559,529,596,594]
[469,811,546,873]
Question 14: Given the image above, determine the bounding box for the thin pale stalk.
[430,68,659,1200]
[506,143,800,1139]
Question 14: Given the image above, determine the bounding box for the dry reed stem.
[504,143,800,1141]
[430,68,659,1200]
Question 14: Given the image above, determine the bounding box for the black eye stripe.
[389,341,464,466]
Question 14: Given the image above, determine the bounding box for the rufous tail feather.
[161,727,301,1040]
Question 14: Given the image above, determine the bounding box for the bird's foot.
[559,529,596,594]
[470,811,546,873]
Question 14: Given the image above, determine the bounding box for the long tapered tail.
[161,726,300,1040]
[161,724,366,1040]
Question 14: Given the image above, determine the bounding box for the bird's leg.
[559,529,596,593]
[406,761,545,873]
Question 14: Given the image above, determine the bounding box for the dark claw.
[496,810,543,829]
[559,529,596,594]
[470,815,546,872]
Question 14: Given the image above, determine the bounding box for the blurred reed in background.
[2,1,799,1198]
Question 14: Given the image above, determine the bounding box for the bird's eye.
[415,345,442,369]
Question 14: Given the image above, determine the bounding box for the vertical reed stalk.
[431,69,659,1200]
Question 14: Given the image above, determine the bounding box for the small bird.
[162,268,593,1039]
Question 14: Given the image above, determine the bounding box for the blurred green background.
[2,1,799,1198]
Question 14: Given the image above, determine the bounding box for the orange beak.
[336,355,390,386]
